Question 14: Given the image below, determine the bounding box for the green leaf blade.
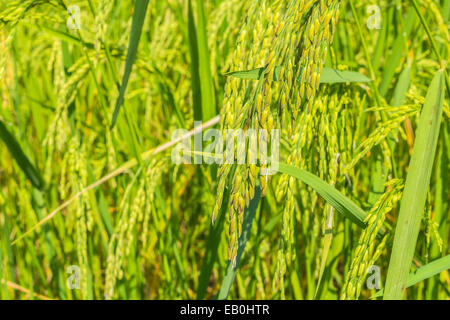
[225,67,371,84]
[217,186,261,300]
[384,70,446,300]
[195,0,216,122]
[110,0,150,129]
[373,255,450,298]
[0,120,44,190]
[277,163,367,228]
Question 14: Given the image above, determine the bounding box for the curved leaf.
[0,120,44,190]
[225,67,371,84]
[110,0,150,129]
[373,255,450,298]
[384,70,445,300]
[278,163,367,228]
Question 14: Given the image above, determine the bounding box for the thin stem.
[410,0,450,97]
[348,0,382,109]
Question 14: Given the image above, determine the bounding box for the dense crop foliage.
[0,0,448,300]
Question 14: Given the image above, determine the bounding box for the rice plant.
[0,0,448,301]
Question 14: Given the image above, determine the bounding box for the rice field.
[0,0,449,300]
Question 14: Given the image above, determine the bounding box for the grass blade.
[217,186,261,300]
[195,0,216,121]
[384,70,445,300]
[278,163,367,228]
[391,66,411,107]
[0,119,44,190]
[405,255,450,289]
[426,121,450,298]
[196,166,235,299]
[314,215,333,299]
[40,26,94,49]
[225,67,371,84]
[320,68,372,83]
[373,255,450,298]
[187,0,216,122]
[410,0,450,98]
[378,9,415,97]
[110,0,150,129]
[187,0,202,122]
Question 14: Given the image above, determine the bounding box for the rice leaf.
[278,163,367,228]
[378,9,415,97]
[196,165,235,300]
[320,68,372,84]
[217,186,261,300]
[410,0,450,98]
[110,0,150,129]
[0,120,44,190]
[407,255,450,288]
[195,0,216,121]
[373,255,450,298]
[225,67,371,84]
[40,26,94,50]
[384,70,445,300]
[187,0,202,122]
[391,66,411,107]
[314,217,333,299]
